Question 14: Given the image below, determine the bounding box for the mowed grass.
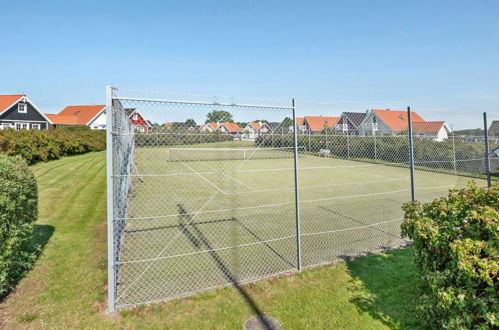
[0,150,427,329]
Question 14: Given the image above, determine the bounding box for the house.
[491,147,499,174]
[218,122,243,136]
[334,112,367,135]
[412,121,451,141]
[489,121,499,137]
[268,122,290,135]
[0,94,52,130]
[46,105,107,130]
[302,116,339,134]
[358,109,426,136]
[200,122,219,132]
[295,117,305,133]
[243,122,270,139]
[125,108,151,132]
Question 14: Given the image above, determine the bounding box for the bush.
[256,134,498,177]
[401,182,498,329]
[0,128,106,165]
[0,155,38,297]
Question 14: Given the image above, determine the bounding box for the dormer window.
[132,113,138,120]
[18,103,27,113]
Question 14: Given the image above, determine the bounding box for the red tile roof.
[50,105,106,125]
[296,117,304,126]
[412,121,446,133]
[221,122,242,133]
[249,122,262,130]
[204,122,219,130]
[0,94,24,112]
[304,116,339,132]
[45,114,80,125]
[372,109,425,132]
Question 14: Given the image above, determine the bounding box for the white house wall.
[88,110,107,130]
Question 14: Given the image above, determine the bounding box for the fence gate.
[106,87,301,310]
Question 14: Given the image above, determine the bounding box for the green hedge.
[0,155,38,297]
[135,131,233,147]
[0,128,106,165]
[401,183,498,329]
[256,134,498,176]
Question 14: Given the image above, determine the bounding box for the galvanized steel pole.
[407,107,416,202]
[484,112,492,189]
[292,99,302,271]
[106,86,116,312]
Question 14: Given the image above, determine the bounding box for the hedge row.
[401,183,498,329]
[0,128,106,165]
[135,131,233,147]
[255,134,498,176]
[0,155,38,297]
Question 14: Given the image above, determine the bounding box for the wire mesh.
[108,88,496,309]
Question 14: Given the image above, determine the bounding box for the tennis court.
[114,144,482,307]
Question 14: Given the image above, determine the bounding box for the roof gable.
[342,112,367,128]
[489,120,499,134]
[372,109,425,131]
[296,117,304,126]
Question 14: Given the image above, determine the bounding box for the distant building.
[489,120,499,137]
[125,108,151,132]
[302,116,339,134]
[218,122,243,136]
[243,122,270,139]
[335,112,367,135]
[413,121,452,141]
[0,94,52,130]
[358,109,425,136]
[46,105,107,130]
[200,122,219,132]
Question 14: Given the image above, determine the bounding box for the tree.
[281,117,293,128]
[205,111,233,124]
[253,119,269,124]
[185,118,197,126]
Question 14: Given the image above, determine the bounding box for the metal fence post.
[407,106,416,202]
[484,112,492,189]
[452,125,457,175]
[292,99,302,271]
[106,86,116,312]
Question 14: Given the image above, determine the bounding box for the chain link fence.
[107,87,496,310]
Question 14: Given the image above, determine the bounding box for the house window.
[372,116,378,131]
[133,113,138,120]
[15,123,29,130]
[18,103,27,113]
[31,124,41,130]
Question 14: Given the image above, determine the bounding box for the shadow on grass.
[177,204,277,330]
[0,224,54,302]
[346,248,421,329]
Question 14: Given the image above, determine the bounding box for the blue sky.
[1,0,498,128]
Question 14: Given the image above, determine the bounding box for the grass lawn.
[0,151,424,328]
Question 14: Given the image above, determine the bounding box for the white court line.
[117,192,218,300]
[123,184,455,221]
[196,161,257,192]
[177,160,227,195]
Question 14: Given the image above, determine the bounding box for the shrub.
[401,182,498,329]
[0,128,106,165]
[0,155,38,297]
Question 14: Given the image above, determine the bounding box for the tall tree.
[281,117,293,128]
[205,110,233,123]
[185,118,197,126]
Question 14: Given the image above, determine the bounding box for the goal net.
[167,146,306,162]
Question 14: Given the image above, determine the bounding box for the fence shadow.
[345,248,421,329]
[0,224,55,302]
[177,204,276,330]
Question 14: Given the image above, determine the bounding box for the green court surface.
[115,146,484,307]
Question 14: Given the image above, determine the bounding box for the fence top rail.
[111,96,294,110]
